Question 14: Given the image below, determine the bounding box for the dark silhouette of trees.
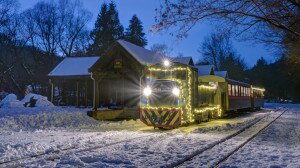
[152,0,300,45]
[22,0,91,56]
[199,32,246,80]
[56,0,92,56]
[200,32,232,70]
[150,44,172,56]
[0,0,90,97]
[124,14,147,47]
[88,2,124,55]
[219,53,246,81]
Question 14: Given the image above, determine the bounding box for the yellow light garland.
[199,85,217,90]
[252,87,265,92]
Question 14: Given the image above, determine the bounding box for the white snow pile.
[0,107,97,130]
[0,106,143,131]
[0,94,23,108]
[0,93,54,108]
[21,93,54,107]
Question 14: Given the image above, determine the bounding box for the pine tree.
[88,2,124,55]
[124,15,147,47]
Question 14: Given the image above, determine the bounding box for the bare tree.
[0,0,18,28]
[152,0,300,45]
[57,0,92,56]
[27,1,58,56]
[150,43,172,56]
[199,32,233,70]
[22,0,91,56]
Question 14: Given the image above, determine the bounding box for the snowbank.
[0,106,144,131]
[21,93,54,107]
[0,94,23,108]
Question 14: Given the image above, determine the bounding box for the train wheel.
[158,127,173,130]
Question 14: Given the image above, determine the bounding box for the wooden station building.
[48,40,194,117]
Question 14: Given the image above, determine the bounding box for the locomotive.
[140,60,265,129]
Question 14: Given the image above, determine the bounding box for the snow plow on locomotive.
[139,60,265,129]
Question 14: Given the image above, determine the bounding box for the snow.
[48,56,100,77]
[219,108,300,168]
[21,93,54,107]
[215,71,228,78]
[118,40,167,65]
[195,65,215,76]
[0,103,299,167]
[0,93,54,109]
[0,94,23,108]
[173,57,194,65]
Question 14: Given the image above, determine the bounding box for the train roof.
[226,78,250,87]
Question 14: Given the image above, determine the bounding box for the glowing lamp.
[163,60,170,67]
[172,87,180,96]
[143,86,152,97]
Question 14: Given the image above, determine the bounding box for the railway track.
[0,108,284,168]
[169,108,287,168]
[0,131,173,167]
[213,108,287,167]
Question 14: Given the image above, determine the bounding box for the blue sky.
[20,0,275,67]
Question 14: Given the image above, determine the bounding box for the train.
[140,60,265,129]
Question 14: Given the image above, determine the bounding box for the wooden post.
[49,79,54,103]
[76,81,79,107]
[93,77,100,111]
[85,80,88,107]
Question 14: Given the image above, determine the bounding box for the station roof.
[48,56,100,77]
[49,40,196,78]
[173,57,194,66]
[118,40,194,66]
[195,65,215,76]
[118,40,166,66]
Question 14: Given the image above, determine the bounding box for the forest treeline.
[197,31,300,102]
[0,0,147,97]
[0,0,299,102]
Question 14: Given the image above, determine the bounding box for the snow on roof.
[173,57,194,66]
[117,40,168,65]
[195,65,215,76]
[215,71,228,78]
[48,56,100,77]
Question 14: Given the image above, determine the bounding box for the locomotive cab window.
[175,70,187,80]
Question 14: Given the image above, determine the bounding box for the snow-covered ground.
[0,103,299,167]
[219,107,300,168]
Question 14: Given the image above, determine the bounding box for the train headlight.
[143,86,152,97]
[163,59,170,67]
[172,87,180,97]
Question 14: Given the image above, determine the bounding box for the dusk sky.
[20,0,275,67]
